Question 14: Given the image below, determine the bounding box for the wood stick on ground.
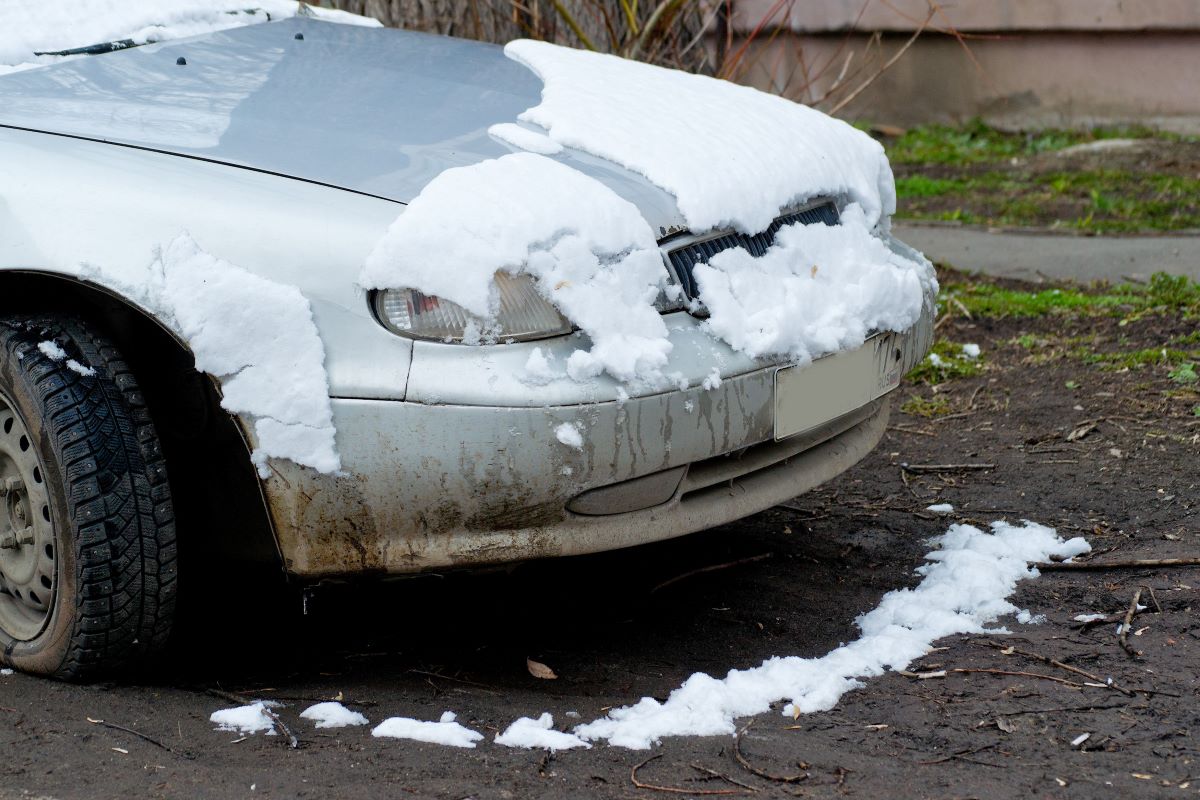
[630,755,750,795]
[976,641,1135,697]
[950,668,1083,689]
[261,705,300,749]
[86,718,196,760]
[1119,588,1144,659]
[690,763,761,793]
[900,463,996,473]
[733,724,809,784]
[1036,557,1200,572]
[651,553,774,594]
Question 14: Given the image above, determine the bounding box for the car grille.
[665,201,840,300]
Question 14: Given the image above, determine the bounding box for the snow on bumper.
[261,303,934,578]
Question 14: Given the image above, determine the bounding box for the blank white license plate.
[774,334,903,440]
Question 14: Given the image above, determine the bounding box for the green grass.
[885,119,1191,166]
[940,272,1200,319]
[884,121,1200,233]
[900,394,951,418]
[906,340,983,384]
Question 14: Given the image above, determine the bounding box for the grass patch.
[886,119,1191,166]
[1082,347,1200,371]
[885,120,1200,233]
[941,272,1200,319]
[906,340,983,384]
[900,394,951,418]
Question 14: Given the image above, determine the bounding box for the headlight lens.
[372,271,573,343]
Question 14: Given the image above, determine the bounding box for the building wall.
[730,0,1200,131]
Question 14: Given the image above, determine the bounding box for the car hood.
[0,17,689,236]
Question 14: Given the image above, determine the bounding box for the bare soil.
[2,272,1197,799]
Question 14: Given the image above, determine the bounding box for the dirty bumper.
[264,326,931,578]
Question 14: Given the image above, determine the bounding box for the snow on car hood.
[364,41,936,385]
[0,16,688,235]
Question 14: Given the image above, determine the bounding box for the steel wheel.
[0,388,56,641]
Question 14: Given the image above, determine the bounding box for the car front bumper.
[260,303,935,579]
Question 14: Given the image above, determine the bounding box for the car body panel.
[263,311,932,577]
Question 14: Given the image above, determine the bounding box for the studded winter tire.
[0,316,176,679]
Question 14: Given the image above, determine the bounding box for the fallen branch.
[900,463,995,473]
[950,668,1083,689]
[86,717,196,760]
[690,763,760,793]
[631,754,750,795]
[651,553,774,594]
[975,641,1135,697]
[1036,557,1200,572]
[261,705,300,749]
[733,724,809,784]
[1118,588,1143,659]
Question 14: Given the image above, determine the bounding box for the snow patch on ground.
[299,702,369,729]
[962,343,981,359]
[210,702,279,735]
[572,521,1089,749]
[0,1,378,75]
[0,668,13,676]
[78,233,340,477]
[371,712,483,748]
[504,39,895,234]
[925,503,954,514]
[1074,613,1106,623]
[495,713,590,751]
[555,422,584,450]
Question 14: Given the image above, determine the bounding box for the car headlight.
[372,271,573,343]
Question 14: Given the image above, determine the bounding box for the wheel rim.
[0,388,56,641]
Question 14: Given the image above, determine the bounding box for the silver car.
[0,18,934,678]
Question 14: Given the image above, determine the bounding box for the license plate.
[774,333,903,440]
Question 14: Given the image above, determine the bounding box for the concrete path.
[893,222,1200,283]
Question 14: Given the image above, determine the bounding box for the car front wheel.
[0,315,176,679]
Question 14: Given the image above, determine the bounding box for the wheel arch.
[0,269,282,570]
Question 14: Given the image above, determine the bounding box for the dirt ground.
[1,270,1197,800]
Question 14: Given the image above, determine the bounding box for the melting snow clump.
[362,153,671,384]
[572,521,1089,749]
[37,340,96,377]
[488,123,563,155]
[155,235,340,477]
[925,503,954,514]
[504,39,895,234]
[299,702,369,729]
[555,422,584,450]
[210,702,279,735]
[372,711,484,748]
[495,713,590,751]
[962,343,981,359]
[1074,613,1106,623]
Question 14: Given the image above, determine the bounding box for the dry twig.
[733,724,809,784]
[631,754,751,795]
[86,718,196,760]
[900,462,995,473]
[651,553,774,594]
[1119,588,1144,659]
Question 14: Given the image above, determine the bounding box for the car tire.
[0,315,176,680]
